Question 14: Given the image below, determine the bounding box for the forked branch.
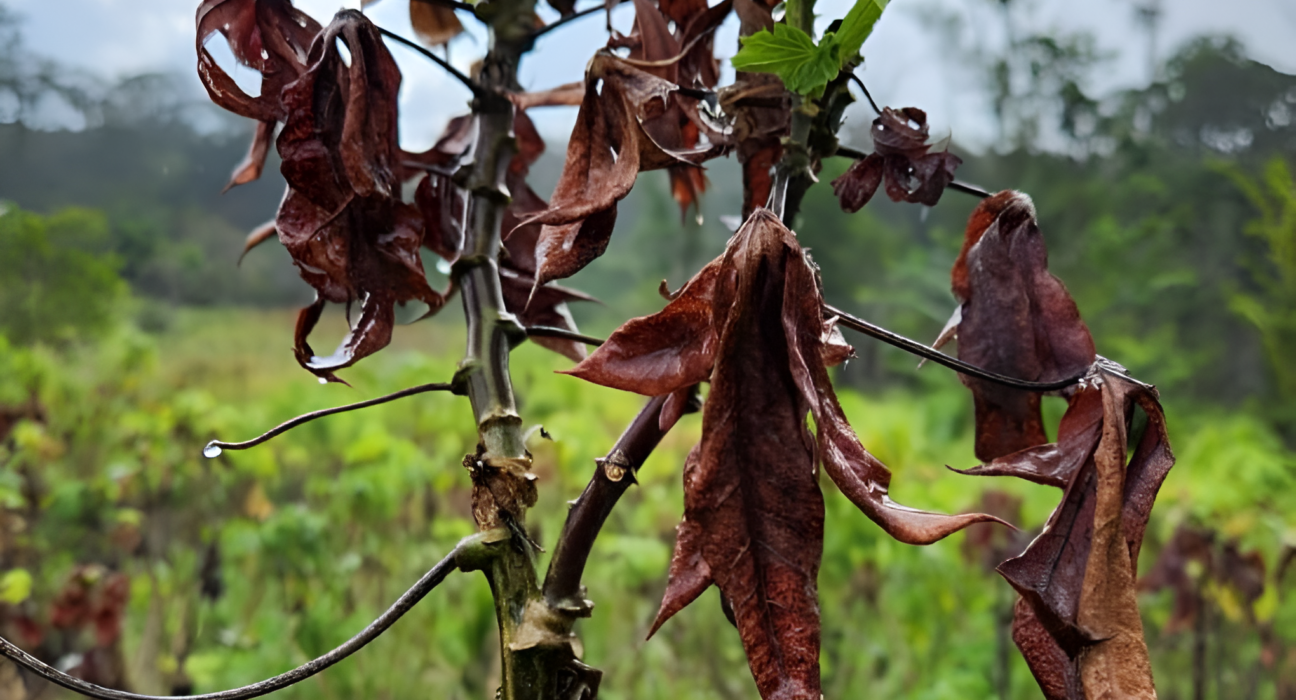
[0,534,488,700]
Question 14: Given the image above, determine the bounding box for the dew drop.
[318,377,329,384]
[203,444,223,459]
[436,258,452,275]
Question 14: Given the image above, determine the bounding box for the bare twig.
[377,27,484,97]
[0,537,476,700]
[825,304,1085,391]
[203,382,453,457]
[525,326,605,347]
[849,73,882,116]
[530,0,630,40]
[412,0,477,12]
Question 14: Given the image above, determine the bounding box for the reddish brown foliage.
[568,210,1001,698]
[946,191,1095,461]
[831,107,961,211]
[275,11,446,382]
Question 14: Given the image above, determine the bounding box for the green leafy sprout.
[731,0,888,97]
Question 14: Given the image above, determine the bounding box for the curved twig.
[0,539,472,700]
[531,0,630,40]
[825,304,1085,391]
[204,383,454,457]
[377,27,483,97]
[849,73,882,116]
[525,326,605,347]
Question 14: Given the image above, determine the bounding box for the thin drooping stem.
[543,392,693,605]
[849,73,881,115]
[0,537,476,700]
[825,303,1086,391]
[530,0,631,40]
[203,383,453,456]
[524,325,605,347]
[377,27,483,97]
[412,0,477,12]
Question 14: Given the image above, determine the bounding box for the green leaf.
[0,569,32,604]
[835,0,888,61]
[731,23,818,74]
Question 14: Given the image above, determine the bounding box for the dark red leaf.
[196,0,321,189]
[647,447,713,638]
[275,11,445,381]
[830,155,883,213]
[831,107,962,211]
[951,191,1095,461]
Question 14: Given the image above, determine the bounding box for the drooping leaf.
[275,10,445,381]
[830,107,962,210]
[196,0,322,189]
[974,363,1171,700]
[569,210,1001,698]
[514,52,721,285]
[409,0,464,46]
[949,191,1095,461]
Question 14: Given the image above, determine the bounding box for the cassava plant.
[0,0,1178,697]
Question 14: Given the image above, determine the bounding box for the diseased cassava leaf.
[967,362,1172,700]
[830,107,961,210]
[514,52,722,286]
[196,0,322,190]
[275,10,445,382]
[949,190,1095,461]
[568,209,1001,698]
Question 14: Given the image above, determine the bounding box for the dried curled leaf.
[967,363,1173,700]
[275,10,445,381]
[516,52,722,285]
[569,210,1001,698]
[196,0,322,189]
[950,190,1096,461]
[409,0,464,46]
[830,107,962,211]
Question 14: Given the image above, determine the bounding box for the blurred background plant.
[0,0,1293,697]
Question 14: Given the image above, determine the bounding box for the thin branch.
[834,145,868,160]
[204,382,453,456]
[825,304,1085,391]
[525,326,604,347]
[412,0,477,12]
[849,74,882,116]
[377,27,483,97]
[543,390,696,605]
[948,180,993,199]
[530,0,630,40]
[0,539,471,700]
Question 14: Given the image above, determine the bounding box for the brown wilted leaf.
[569,210,1002,698]
[409,0,464,46]
[950,190,1095,461]
[974,362,1172,700]
[830,107,961,211]
[196,0,322,189]
[515,52,721,285]
[275,10,445,381]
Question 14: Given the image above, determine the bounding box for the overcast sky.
[4,0,1294,151]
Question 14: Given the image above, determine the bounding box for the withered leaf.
[409,0,464,46]
[571,210,1001,698]
[976,363,1172,700]
[196,0,322,189]
[830,107,961,211]
[950,190,1095,461]
[275,10,445,381]
[516,52,721,285]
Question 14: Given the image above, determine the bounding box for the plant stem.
[543,392,692,606]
